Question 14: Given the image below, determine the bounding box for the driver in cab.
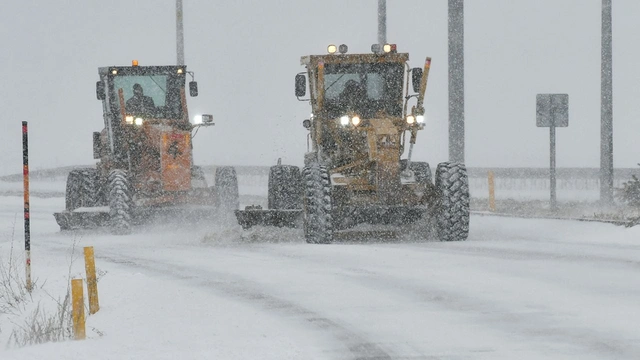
[126,83,155,115]
[338,79,366,112]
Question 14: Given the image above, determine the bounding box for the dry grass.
[1,226,86,348]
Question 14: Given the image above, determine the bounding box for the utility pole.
[601,0,614,205]
[176,0,185,65]
[378,0,387,45]
[448,0,465,163]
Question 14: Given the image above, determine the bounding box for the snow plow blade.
[54,209,110,230]
[54,205,224,231]
[235,207,302,229]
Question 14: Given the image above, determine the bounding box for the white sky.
[1,0,639,175]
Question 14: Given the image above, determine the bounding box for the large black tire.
[191,166,208,188]
[401,160,432,185]
[268,165,302,210]
[302,164,333,244]
[192,166,206,181]
[215,166,239,212]
[65,169,98,211]
[108,169,132,235]
[434,162,470,242]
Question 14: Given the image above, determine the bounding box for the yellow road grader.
[54,61,238,234]
[236,44,470,243]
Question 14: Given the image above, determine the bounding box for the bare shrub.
[1,231,99,347]
[7,294,73,347]
[0,221,31,317]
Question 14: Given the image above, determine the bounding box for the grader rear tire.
[268,165,302,210]
[434,162,470,242]
[302,164,333,244]
[65,169,98,211]
[215,166,239,212]
[401,160,432,185]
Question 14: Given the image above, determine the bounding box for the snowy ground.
[0,177,639,359]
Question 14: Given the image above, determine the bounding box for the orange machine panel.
[161,131,192,192]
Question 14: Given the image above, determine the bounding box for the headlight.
[416,115,425,124]
[351,116,361,126]
[327,44,337,54]
[125,115,134,124]
[406,115,416,124]
[134,117,144,126]
[193,115,203,124]
[340,115,350,126]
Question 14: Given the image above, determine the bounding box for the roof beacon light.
[338,44,348,54]
[327,44,337,54]
[132,60,139,67]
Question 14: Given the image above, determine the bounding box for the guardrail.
[1,165,636,182]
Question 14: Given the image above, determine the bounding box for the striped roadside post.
[22,121,32,292]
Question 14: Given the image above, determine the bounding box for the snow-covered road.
[1,190,639,359]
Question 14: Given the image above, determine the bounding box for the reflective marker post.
[71,279,86,340]
[84,246,100,314]
[488,171,496,212]
[22,121,32,293]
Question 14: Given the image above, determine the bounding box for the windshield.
[113,75,183,119]
[323,62,404,119]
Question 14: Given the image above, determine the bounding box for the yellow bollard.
[488,171,497,212]
[84,246,100,314]
[71,279,86,340]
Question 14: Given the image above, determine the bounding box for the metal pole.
[600,0,614,205]
[176,0,185,65]
[378,0,386,45]
[22,121,32,292]
[550,126,557,210]
[448,0,465,163]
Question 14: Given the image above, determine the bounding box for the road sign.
[536,94,569,128]
[536,94,569,211]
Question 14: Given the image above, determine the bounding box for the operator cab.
[96,61,198,126]
[323,62,404,119]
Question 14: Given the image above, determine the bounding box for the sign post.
[22,121,32,292]
[536,94,569,211]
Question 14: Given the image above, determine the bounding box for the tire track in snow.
[98,253,400,360]
[404,243,640,270]
[252,245,640,359]
[340,268,640,359]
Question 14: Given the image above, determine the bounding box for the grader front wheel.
[108,169,132,235]
[302,164,333,244]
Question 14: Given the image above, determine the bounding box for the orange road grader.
[54,62,238,234]
[235,44,470,243]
